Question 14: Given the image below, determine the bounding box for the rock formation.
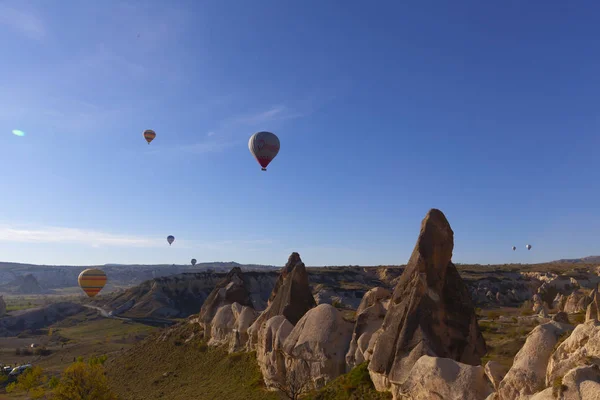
[546,320,600,386]
[16,274,43,294]
[368,209,487,394]
[553,311,571,324]
[346,287,390,369]
[496,320,573,399]
[563,289,591,314]
[485,361,507,391]
[356,287,391,315]
[247,253,316,349]
[207,302,258,351]
[558,364,600,399]
[532,294,549,315]
[107,271,276,319]
[198,267,256,338]
[398,356,493,400]
[553,294,568,312]
[283,304,354,389]
[585,285,599,322]
[256,315,294,388]
[0,302,84,336]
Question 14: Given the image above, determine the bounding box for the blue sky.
[0,0,598,267]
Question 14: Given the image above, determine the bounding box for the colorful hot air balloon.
[526,244,532,250]
[143,129,156,144]
[512,246,516,251]
[167,235,175,246]
[191,258,197,266]
[248,131,280,171]
[78,268,107,298]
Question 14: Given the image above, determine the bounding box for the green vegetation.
[552,376,567,397]
[478,308,537,369]
[105,323,279,400]
[307,363,391,400]
[571,312,586,325]
[5,366,48,399]
[4,356,116,400]
[56,318,154,341]
[32,311,157,375]
[52,357,117,400]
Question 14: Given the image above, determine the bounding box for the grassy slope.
[308,363,391,400]
[35,310,156,375]
[105,322,279,400]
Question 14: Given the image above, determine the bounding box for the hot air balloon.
[512,246,516,251]
[191,258,197,266]
[143,129,156,144]
[248,131,280,171]
[526,244,532,250]
[167,235,175,246]
[78,268,107,298]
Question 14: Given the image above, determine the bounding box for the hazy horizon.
[1,1,598,267]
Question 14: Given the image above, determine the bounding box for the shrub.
[197,342,208,352]
[5,366,47,398]
[552,376,567,397]
[53,361,117,400]
[33,347,51,356]
[48,375,60,389]
[478,321,498,333]
[572,313,586,325]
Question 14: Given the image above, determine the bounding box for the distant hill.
[0,262,279,293]
[549,256,600,264]
[0,273,47,294]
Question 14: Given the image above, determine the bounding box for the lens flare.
[12,130,25,137]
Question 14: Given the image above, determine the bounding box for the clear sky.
[0,0,598,267]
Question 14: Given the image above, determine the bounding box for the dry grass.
[105,323,279,400]
[479,307,539,369]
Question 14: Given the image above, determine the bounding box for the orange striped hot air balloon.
[78,268,107,298]
[143,129,156,144]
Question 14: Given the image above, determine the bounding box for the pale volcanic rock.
[368,209,487,393]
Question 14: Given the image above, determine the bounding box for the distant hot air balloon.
[512,246,516,251]
[167,235,175,246]
[526,244,532,250]
[248,131,280,171]
[191,258,197,266]
[143,129,156,144]
[78,268,107,298]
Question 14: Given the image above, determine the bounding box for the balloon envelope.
[191,258,197,266]
[167,235,175,245]
[248,131,280,171]
[526,244,532,250]
[143,129,156,144]
[512,246,516,251]
[78,268,107,298]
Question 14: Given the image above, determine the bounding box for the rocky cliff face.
[198,267,271,338]
[0,302,84,336]
[9,274,45,294]
[368,209,487,397]
[106,270,277,319]
[283,304,354,389]
[346,287,391,369]
[247,253,317,351]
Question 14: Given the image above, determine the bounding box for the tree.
[271,359,312,400]
[52,361,117,400]
[5,366,47,399]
